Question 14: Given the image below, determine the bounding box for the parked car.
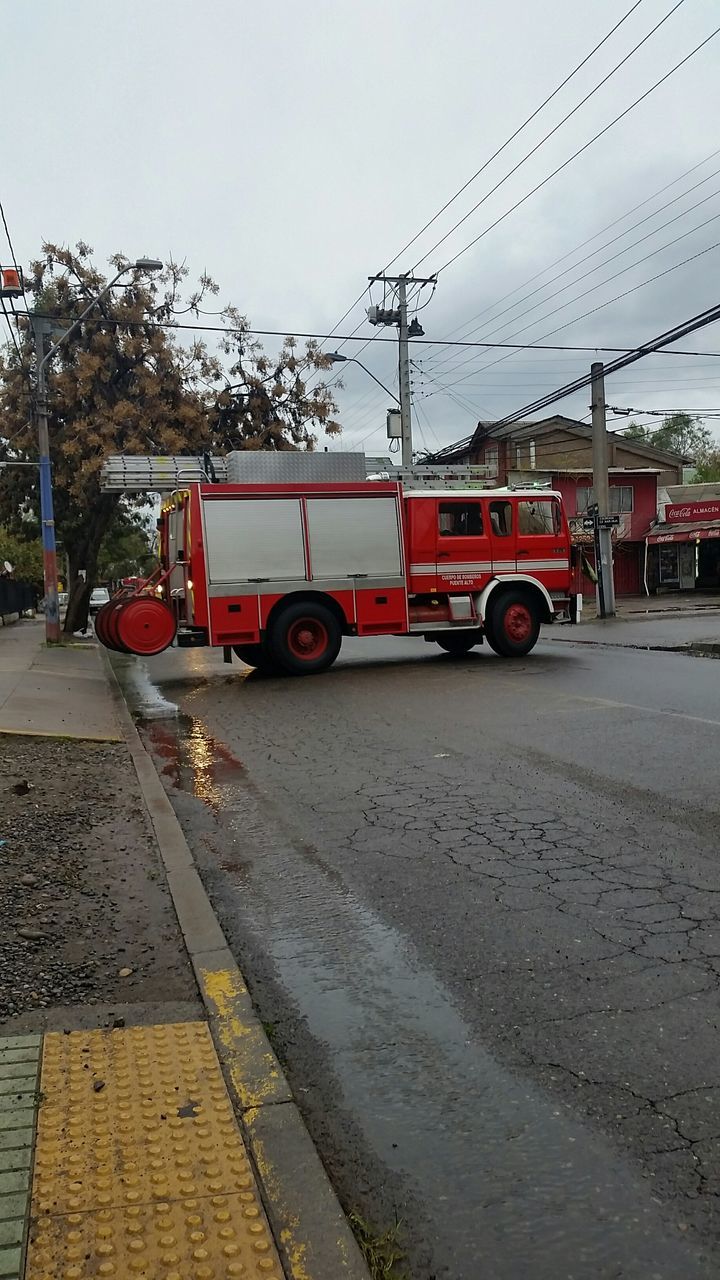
[89,586,110,615]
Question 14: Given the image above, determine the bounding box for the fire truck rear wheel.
[268,601,342,676]
[232,643,278,673]
[435,631,481,656]
[485,589,541,657]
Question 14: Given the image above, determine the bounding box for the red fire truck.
[95,474,579,674]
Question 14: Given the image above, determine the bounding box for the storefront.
[646,500,720,593]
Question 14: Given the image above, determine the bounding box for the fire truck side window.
[518,499,561,535]
[489,500,512,536]
[438,502,484,537]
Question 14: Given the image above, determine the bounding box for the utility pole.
[31,316,61,644]
[591,361,616,618]
[396,277,412,467]
[367,273,436,467]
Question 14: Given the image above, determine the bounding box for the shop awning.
[647,520,720,545]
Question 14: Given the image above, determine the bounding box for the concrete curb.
[548,636,717,655]
[688,641,720,657]
[101,651,370,1280]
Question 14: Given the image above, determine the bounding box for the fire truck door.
[513,496,569,586]
[435,498,492,591]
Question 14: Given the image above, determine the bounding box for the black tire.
[485,589,541,657]
[435,630,481,656]
[232,642,280,674]
[267,600,342,676]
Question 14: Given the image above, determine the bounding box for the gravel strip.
[0,735,197,1025]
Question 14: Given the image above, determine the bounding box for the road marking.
[553,694,720,729]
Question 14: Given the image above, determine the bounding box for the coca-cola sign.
[666,500,720,523]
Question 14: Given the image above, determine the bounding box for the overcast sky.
[4,0,720,455]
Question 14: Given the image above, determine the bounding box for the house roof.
[666,482,720,502]
[427,414,690,467]
[509,466,662,476]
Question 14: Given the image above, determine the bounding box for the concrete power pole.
[396,277,413,467]
[591,361,616,618]
[367,273,436,468]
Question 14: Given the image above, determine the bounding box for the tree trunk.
[63,495,117,635]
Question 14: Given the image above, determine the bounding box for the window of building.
[576,484,633,514]
[438,502,484,537]
[529,440,536,469]
[489,500,512,536]
[484,444,499,476]
[517,499,561,535]
[612,486,634,513]
[515,445,522,469]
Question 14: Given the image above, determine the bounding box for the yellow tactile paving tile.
[25,1022,283,1280]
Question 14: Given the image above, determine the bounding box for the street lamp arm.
[330,355,399,404]
[351,359,400,404]
[37,266,131,373]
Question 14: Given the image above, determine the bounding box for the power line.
[302,0,650,371]
[0,197,31,377]
[423,146,720,360]
[12,309,720,356]
[0,297,23,366]
[412,0,685,274]
[0,200,20,277]
[432,23,720,276]
[427,163,720,377]
[435,236,720,400]
[436,207,720,389]
[389,0,650,272]
[426,306,720,455]
[487,300,720,427]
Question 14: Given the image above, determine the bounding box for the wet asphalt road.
[118,633,720,1280]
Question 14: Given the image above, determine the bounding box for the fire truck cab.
[95,475,579,675]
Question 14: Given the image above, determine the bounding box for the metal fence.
[0,578,37,620]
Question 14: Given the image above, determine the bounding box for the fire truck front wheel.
[268,601,342,676]
[485,589,541,657]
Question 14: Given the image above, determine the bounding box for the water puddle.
[146,716,245,812]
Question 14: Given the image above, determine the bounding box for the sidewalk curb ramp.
[102,651,370,1280]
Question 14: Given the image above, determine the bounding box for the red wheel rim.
[504,603,532,643]
[94,604,112,648]
[287,617,328,660]
[116,596,176,656]
[104,601,131,653]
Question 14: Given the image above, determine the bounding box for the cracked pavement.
[122,632,720,1279]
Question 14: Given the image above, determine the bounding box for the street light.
[32,257,163,642]
[326,352,400,404]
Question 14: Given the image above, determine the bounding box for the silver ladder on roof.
[100,454,493,494]
[100,455,227,492]
[368,466,493,488]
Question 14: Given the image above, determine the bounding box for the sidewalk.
[0,620,120,740]
[582,589,720,622]
[546,608,720,652]
[0,623,367,1280]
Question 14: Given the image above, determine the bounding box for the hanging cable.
[430,23,720,277]
[424,146,720,362]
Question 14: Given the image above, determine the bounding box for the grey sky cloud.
[4,0,720,452]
